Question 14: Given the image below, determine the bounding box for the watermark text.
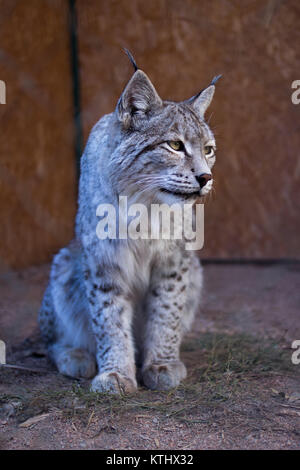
[291,340,300,365]
[0,80,6,104]
[291,80,300,105]
[96,196,204,251]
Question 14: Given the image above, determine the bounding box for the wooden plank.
[0,0,76,268]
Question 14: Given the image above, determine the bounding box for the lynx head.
[109,55,220,206]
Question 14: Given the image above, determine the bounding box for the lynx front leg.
[142,256,196,391]
[84,260,137,395]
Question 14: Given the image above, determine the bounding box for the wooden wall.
[0,0,300,268]
[0,0,76,269]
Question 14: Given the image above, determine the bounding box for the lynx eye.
[204,145,214,157]
[168,141,184,152]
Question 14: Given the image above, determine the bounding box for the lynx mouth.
[159,188,200,199]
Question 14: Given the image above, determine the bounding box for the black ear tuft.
[123,48,138,72]
[210,74,222,86]
[185,74,222,119]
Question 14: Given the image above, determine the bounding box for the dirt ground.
[0,262,299,450]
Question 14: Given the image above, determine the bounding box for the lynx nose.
[196,173,212,188]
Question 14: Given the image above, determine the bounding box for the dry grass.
[1,332,296,427]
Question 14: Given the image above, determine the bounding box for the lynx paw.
[142,361,187,391]
[56,348,96,379]
[91,371,137,395]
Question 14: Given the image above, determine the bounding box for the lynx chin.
[39,53,221,394]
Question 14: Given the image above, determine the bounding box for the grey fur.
[39,66,219,394]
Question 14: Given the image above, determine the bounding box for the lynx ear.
[117,70,162,128]
[187,75,222,119]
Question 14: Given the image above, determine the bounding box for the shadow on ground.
[0,264,299,449]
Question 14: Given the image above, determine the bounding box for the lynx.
[39,53,220,394]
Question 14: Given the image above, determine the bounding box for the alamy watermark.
[291,80,300,105]
[96,196,204,251]
[0,80,6,104]
[0,339,6,364]
[291,340,300,365]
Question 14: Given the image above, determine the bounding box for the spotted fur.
[39,66,218,393]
